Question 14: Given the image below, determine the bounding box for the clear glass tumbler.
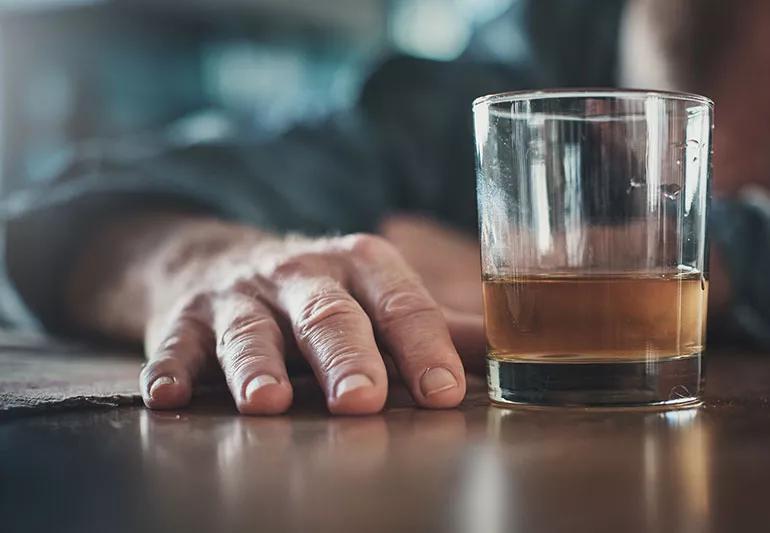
[473,90,712,407]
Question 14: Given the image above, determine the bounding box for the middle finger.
[343,235,466,408]
[212,290,293,415]
[277,275,388,415]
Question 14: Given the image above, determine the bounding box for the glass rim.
[472,88,714,109]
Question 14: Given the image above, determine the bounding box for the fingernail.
[420,367,458,397]
[149,376,176,399]
[335,374,374,398]
[245,375,279,400]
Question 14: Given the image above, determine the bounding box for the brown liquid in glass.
[483,272,708,363]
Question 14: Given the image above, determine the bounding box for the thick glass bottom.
[487,354,702,408]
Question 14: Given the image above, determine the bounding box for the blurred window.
[389,0,514,60]
[0,0,387,193]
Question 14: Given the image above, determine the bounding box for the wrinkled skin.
[67,214,485,415]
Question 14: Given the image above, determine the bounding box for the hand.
[379,214,483,315]
[68,215,473,415]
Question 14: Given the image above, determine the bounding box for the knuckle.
[169,290,214,327]
[221,278,261,299]
[179,290,214,314]
[340,233,391,262]
[295,287,361,344]
[316,347,366,375]
[269,256,314,280]
[265,240,346,282]
[141,356,178,381]
[220,314,282,351]
[376,280,437,327]
[152,316,211,358]
[156,334,192,356]
[225,350,275,382]
[145,291,215,367]
[268,249,340,281]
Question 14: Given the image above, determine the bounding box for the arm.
[2,57,532,414]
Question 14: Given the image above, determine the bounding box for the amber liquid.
[483,272,708,363]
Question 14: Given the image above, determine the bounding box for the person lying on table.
[2,0,769,414]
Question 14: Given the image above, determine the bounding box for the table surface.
[3,350,770,533]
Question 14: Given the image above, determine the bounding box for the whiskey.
[484,271,707,405]
[483,271,708,363]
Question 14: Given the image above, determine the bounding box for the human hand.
[379,214,483,315]
[129,219,471,415]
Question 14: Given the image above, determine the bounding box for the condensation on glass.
[473,90,713,407]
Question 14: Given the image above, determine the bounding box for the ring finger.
[276,275,388,415]
[212,288,293,415]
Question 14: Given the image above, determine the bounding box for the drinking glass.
[473,90,712,407]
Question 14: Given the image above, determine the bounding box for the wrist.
[66,212,268,341]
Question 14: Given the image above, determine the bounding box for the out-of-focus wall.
[0,0,517,194]
[0,0,388,193]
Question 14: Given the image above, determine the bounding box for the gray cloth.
[0,330,141,417]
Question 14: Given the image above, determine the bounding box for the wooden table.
[3,350,770,533]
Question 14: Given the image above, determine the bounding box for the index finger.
[341,235,466,408]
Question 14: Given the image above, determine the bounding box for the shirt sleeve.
[0,57,535,334]
[710,190,770,347]
[0,112,397,333]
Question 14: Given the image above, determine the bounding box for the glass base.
[487,354,702,408]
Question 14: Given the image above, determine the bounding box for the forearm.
[64,212,269,342]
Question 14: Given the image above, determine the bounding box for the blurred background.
[0,0,526,196]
